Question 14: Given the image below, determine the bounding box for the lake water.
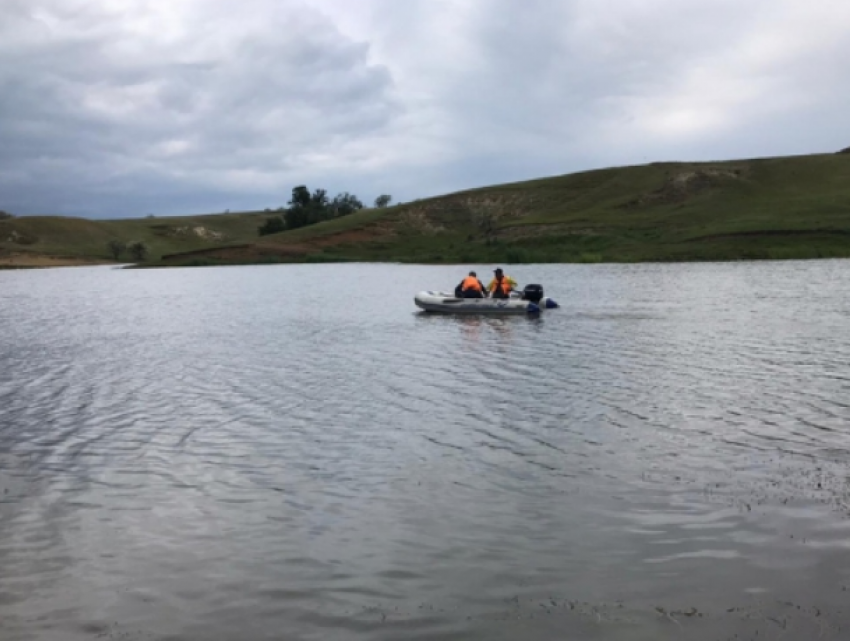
[1,261,850,641]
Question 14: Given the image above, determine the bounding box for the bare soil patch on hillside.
[0,251,111,268]
[622,167,746,209]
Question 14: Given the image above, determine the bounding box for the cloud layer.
[1,0,849,216]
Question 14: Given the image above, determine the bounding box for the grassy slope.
[226,152,850,264]
[3,152,850,267]
[0,211,269,264]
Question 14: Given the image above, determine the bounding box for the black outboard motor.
[521,284,544,303]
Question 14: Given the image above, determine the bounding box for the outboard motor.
[521,284,544,303]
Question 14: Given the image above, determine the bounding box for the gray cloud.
[1,0,849,216]
[0,0,398,215]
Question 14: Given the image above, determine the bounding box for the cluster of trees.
[258,187,392,236]
[0,210,13,219]
[107,239,149,261]
[284,186,364,230]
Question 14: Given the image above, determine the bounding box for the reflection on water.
[446,316,519,347]
[1,261,850,640]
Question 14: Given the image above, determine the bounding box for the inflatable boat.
[414,284,559,314]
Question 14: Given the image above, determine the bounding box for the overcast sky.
[1,0,849,218]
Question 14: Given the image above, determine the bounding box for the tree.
[279,185,365,231]
[284,186,333,229]
[374,194,392,208]
[284,185,322,229]
[282,186,309,230]
[128,241,149,262]
[284,203,311,230]
[0,210,13,220]
[288,185,312,209]
[309,188,329,209]
[258,216,286,236]
[107,239,127,260]
[331,192,363,217]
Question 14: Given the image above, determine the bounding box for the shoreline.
[0,252,114,269]
[4,253,850,270]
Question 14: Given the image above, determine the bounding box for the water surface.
[2,261,850,640]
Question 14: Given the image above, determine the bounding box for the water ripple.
[1,262,850,640]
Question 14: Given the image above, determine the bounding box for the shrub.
[128,241,149,261]
[258,216,286,236]
[107,239,126,260]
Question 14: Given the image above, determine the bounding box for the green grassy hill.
[3,151,850,268]
[0,211,269,267]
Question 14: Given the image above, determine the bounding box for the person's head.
[494,268,503,277]
[469,271,477,277]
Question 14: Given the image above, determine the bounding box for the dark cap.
[494,267,503,273]
[469,271,477,276]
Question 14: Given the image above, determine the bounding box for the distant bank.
[3,150,850,269]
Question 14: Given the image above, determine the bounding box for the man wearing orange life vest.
[456,271,486,298]
[487,267,518,299]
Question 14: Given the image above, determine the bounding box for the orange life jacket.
[490,276,511,296]
[462,276,483,292]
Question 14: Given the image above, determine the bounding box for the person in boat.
[487,268,518,299]
[455,271,486,298]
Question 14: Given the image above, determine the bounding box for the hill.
[0,211,269,268]
[3,151,850,268]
